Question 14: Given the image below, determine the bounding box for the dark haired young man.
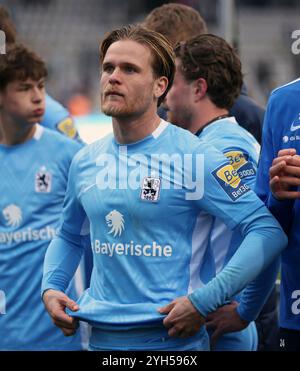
[0,44,84,350]
[0,5,82,142]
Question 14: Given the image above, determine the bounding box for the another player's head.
[0,6,17,45]
[165,34,243,131]
[99,24,175,119]
[143,3,207,47]
[0,43,47,127]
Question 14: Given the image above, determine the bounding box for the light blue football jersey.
[196,117,260,350]
[196,117,260,284]
[0,125,84,350]
[42,120,286,350]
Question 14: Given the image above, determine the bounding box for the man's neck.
[0,117,37,145]
[112,110,161,144]
[190,102,229,135]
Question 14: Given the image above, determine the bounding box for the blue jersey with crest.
[42,120,286,350]
[0,125,84,350]
[255,78,300,331]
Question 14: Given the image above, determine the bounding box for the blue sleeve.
[42,232,85,294]
[42,153,88,294]
[268,194,295,235]
[195,141,265,230]
[188,206,287,316]
[254,99,275,203]
[237,256,280,322]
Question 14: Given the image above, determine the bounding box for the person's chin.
[27,117,41,125]
[102,105,128,118]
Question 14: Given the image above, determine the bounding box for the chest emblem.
[140,176,161,202]
[35,166,52,193]
[3,204,22,227]
[105,210,125,237]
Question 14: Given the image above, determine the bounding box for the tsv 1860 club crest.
[140,176,161,202]
[35,166,52,193]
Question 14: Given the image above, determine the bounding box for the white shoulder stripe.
[33,124,44,141]
[152,120,169,139]
[272,78,300,94]
[210,218,233,275]
[188,211,213,294]
[228,116,238,124]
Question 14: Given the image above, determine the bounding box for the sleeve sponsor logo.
[224,150,256,180]
[56,117,78,139]
[212,163,250,201]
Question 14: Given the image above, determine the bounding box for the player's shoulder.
[166,122,209,153]
[205,118,260,156]
[40,125,82,156]
[43,94,69,127]
[223,118,259,150]
[71,132,114,166]
[271,78,300,98]
[45,94,68,112]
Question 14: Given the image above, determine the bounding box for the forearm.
[42,229,85,295]
[189,207,287,316]
[236,256,280,322]
[268,194,295,234]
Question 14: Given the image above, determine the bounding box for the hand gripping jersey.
[0,125,84,350]
[255,78,300,331]
[42,120,286,350]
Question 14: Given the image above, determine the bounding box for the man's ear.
[194,78,207,102]
[154,76,168,101]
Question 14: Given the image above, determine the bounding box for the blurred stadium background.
[2,0,300,143]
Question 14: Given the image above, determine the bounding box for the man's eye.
[125,66,135,73]
[104,65,114,73]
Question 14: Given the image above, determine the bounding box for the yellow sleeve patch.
[215,164,241,189]
[224,150,247,171]
[212,162,251,201]
[56,117,78,139]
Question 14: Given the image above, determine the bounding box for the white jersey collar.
[33,124,44,141]
[152,120,169,139]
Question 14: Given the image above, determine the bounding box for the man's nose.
[108,67,122,84]
[32,87,43,103]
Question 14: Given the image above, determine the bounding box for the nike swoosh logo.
[291,120,300,132]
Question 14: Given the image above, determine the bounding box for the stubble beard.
[167,106,192,130]
[101,94,132,118]
[101,94,152,119]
